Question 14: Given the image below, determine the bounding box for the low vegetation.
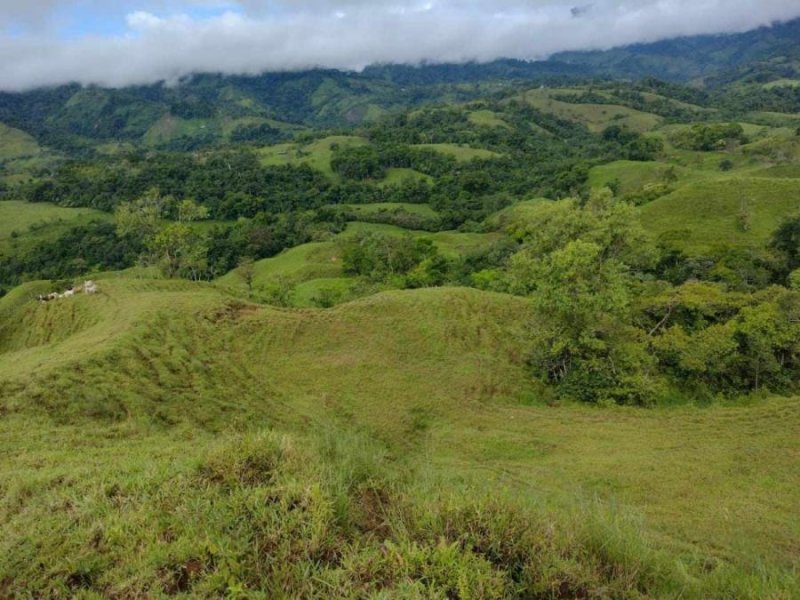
[0,281,798,597]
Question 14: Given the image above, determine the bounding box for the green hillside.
[411,143,502,161]
[642,178,800,254]
[258,135,370,178]
[0,123,40,160]
[0,278,798,596]
[216,224,501,305]
[520,89,663,133]
[0,201,110,254]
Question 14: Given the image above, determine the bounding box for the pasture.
[0,201,110,253]
[411,143,501,161]
[0,280,797,596]
[641,177,800,254]
[520,89,663,133]
[257,135,370,178]
[0,123,40,160]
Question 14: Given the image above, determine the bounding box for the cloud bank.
[0,0,799,91]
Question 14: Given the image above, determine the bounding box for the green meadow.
[258,135,370,178]
[411,143,501,161]
[0,279,798,597]
[641,178,800,254]
[0,201,110,253]
[520,89,663,133]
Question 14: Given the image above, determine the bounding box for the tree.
[341,233,437,282]
[237,257,256,292]
[177,198,210,223]
[330,146,385,180]
[115,188,169,241]
[262,276,294,307]
[150,223,208,280]
[771,214,800,272]
[115,189,208,279]
[506,192,658,404]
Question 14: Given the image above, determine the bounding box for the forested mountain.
[554,17,800,82]
[0,17,798,155]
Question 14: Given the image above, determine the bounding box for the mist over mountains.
[0,16,798,156]
[1,0,799,90]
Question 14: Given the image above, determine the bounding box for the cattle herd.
[38,280,98,303]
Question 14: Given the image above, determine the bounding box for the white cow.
[36,281,98,303]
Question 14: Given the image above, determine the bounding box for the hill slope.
[0,280,531,434]
[1,278,799,597]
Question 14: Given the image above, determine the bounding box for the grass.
[338,222,502,257]
[752,164,800,178]
[468,110,511,129]
[428,398,800,571]
[3,88,800,595]
[520,89,662,133]
[338,221,414,238]
[257,135,370,178]
[588,160,684,194]
[216,241,344,290]
[219,116,304,136]
[744,111,800,129]
[763,78,800,89]
[640,177,800,254]
[292,277,358,307]
[0,200,110,254]
[378,167,434,187]
[486,198,551,231]
[143,115,216,146]
[0,123,40,161]
[215,224,501,297]
[142,113,307,145]
[0,279,798,596]
[411,143,501,162]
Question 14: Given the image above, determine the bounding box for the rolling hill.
[0,277,798,596]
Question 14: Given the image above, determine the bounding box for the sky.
[0,0,798,91]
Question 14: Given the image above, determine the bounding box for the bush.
[331,145,386,180]
[671,123,748,151]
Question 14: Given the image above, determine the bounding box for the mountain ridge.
[0,17,798,154]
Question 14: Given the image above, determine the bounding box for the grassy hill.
[258,135,370,179]
[0,277,798,596]
[216,224,501,306]
[641,177,800,254]
[411,143,502,162]
[0,201,110,254]
[520,89,663,133]
[0,123,40,161]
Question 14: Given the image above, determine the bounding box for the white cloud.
[0,0,799,91]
